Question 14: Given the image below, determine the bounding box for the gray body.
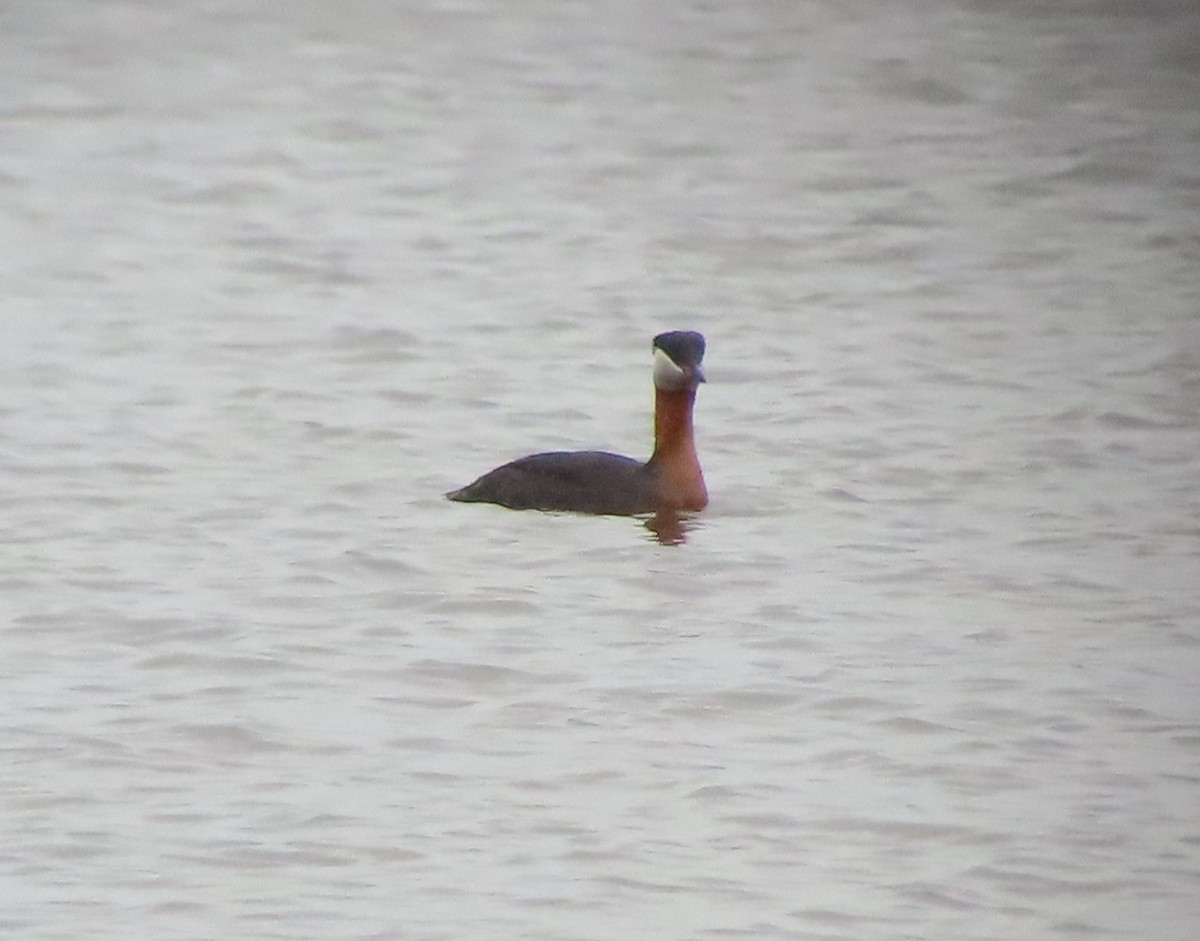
[447,451,661,515]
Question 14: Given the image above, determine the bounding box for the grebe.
[447,330,708,515]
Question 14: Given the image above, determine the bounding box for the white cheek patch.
[653,347,688,390]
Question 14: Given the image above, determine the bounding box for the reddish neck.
[650,388,707,510]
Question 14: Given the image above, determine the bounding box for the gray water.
[3,1,1199,939]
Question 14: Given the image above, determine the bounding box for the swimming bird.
[447,330,708,515]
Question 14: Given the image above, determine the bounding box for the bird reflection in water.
[643,509,697,546]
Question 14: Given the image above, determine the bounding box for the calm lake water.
[2,1,1199,939]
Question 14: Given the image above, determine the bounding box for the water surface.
[2,1,1199,939]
